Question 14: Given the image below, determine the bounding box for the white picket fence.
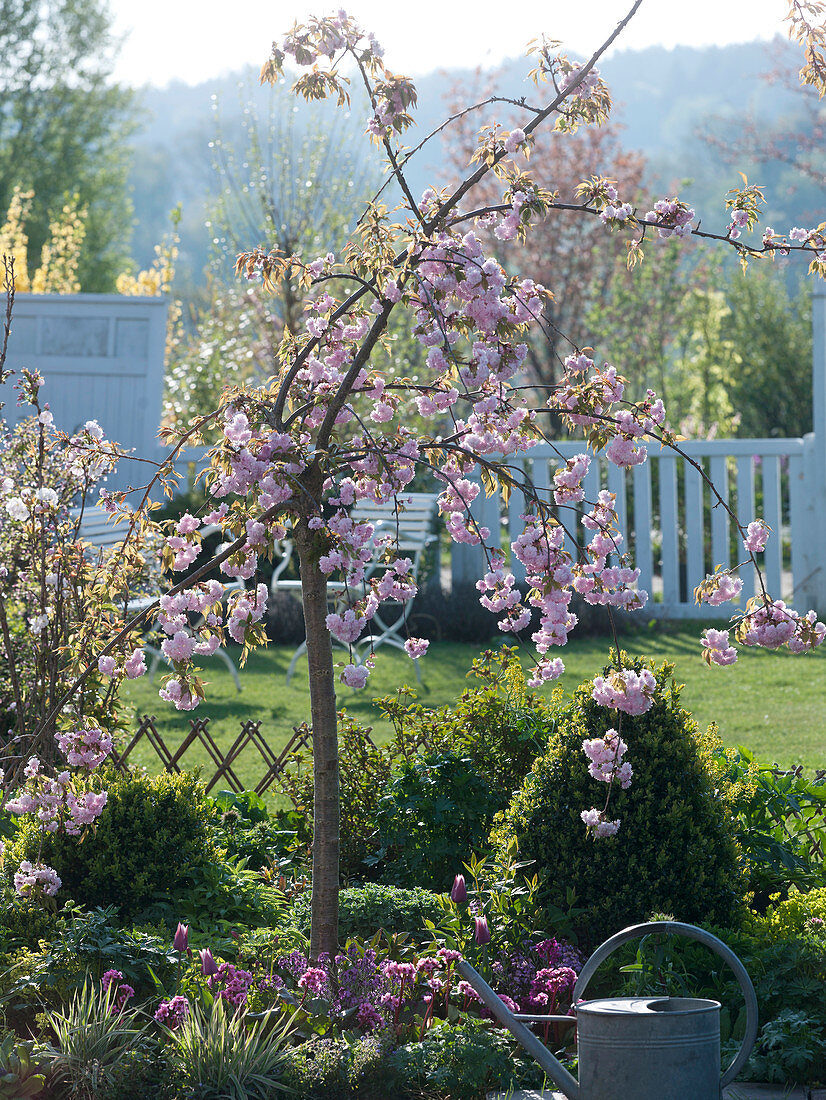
[452,436,814,618]
[453,289,826,617]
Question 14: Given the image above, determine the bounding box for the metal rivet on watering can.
[455,920,759,1100]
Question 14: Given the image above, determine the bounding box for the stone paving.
[488,1086,818,1099]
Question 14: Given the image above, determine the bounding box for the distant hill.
[125,38,824,287]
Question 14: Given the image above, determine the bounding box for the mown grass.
[119,621,826,791]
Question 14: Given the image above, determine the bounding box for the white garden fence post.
[798,287,826,615]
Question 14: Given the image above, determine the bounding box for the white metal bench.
[271,492,439,683]
[74,504,244,691]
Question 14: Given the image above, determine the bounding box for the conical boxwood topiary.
[490,654,746,947]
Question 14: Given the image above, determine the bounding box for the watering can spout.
[454,958,580,1097]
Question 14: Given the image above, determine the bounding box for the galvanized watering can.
[455,920,759,1100]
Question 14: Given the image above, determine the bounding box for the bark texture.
[294,515,340,959]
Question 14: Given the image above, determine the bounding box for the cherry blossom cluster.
[54,726,113,770]
[553,453,590,504]
[576,491,648,612]
[592,667,656,716]
[695,570,744,607]
[276,10,380,69]
[367,75,417,142]
[743,520,770,554]
[600,197,633,227]
[509,516,575,686]
[13,861,61,898]
[702,628,738,666]
[5,751,108,838]
[98,647,147,681]
[788,226,826,267]
[643,198,695,239]
[736,600,826,655]
[555,353,625,429]
[582,727,632,787]
[728,207,750,240]
[580,807,621,839]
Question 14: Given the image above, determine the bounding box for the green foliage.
[0,904,177,1007]
[279,1034,392,1100]
[0,1033,47,1097]
[746,1009,826,1085]
[373,750,499,892]
[0,0,137,291]
[0,898,58,954]
[162,998,292,1100]
[44,979,155,1099]
[280,710,436,881]
[387,1019,547,1100]
[143,855,286,933]
[709,749,826,908]
[209,790,310,875]
[425,850,580,968]
[289,884,444,942]
[96,1047,171,1100]
[492,655,746,946]
[376,648,554,809]
[4,771,218,920]
[719,267,812,439]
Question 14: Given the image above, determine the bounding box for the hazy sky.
[107,1,797,87]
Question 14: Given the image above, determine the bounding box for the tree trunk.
[294,517,340,959]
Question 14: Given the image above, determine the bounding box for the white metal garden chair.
[74,504,244,691]
[270,492,439,683]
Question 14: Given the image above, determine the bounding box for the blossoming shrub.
[763,887,826,938]
[491,655,745,945]
[4,772,218,920]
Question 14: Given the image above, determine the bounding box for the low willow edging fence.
[110,715,315,798]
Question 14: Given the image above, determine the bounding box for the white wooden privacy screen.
[0,294,168,495]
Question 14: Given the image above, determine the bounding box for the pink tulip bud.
[474,916,491,946]
[199,947,218,977]
[173,922,189,952]
[450,874,468,904]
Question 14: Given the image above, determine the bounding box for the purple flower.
[450,874,468,904]
[199,947,219,977]
[297,967,328,997]
[173,922,189,952]
[154,995,190,1028]
[356,1001,384,1031]
[474,916,491,946]
[208,962,254,1009]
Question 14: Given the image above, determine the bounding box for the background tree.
[153,83,390,431]
[692,265,812,439]
[442,85,646,415]
[0,0,137,291]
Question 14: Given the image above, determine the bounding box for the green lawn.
[119,623,826,791]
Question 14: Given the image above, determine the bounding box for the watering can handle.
[572,920,759,1089]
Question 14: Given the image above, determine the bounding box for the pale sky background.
[107,0,797,88]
